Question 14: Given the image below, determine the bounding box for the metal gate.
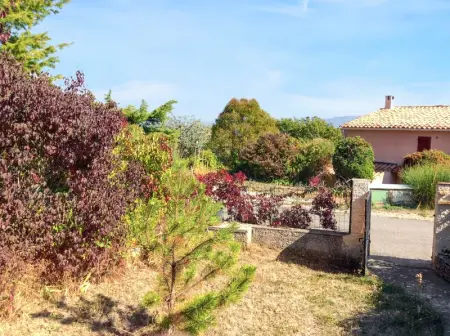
[362,191,372,275]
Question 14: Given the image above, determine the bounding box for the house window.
[417,136,431,152]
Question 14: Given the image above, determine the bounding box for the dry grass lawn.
[0,245,442,336]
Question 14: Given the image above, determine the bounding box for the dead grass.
[0,245,443,336]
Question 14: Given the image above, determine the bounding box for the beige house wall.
[344,130,450,165]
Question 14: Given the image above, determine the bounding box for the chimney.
[385,95,394,109]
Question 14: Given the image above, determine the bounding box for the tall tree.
[210,98,279,169]
[166,115,211,158]
[278,117,343,143]
[0,0,71,76]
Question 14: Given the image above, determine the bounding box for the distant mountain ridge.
[326,116,358,127]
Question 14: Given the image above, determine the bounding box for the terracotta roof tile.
[341,106,450,130]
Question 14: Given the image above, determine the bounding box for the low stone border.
[210,223,360,271]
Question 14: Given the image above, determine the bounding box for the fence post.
[343,179,370,269]
[432,182,450,269]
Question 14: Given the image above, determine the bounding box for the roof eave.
[341,127,450,132]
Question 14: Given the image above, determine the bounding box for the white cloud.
[94,81,178,107]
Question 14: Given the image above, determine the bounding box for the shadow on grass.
[277,248,359,274]
[30,294,156,336]
[340,282,445,336]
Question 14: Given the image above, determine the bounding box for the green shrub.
[210,98,279,169]
[187,149,224,174]
[239,133,299,181]
[403,150,450,167]
[333,137,374,180]
[290,138,335,182]
[401,164,450,208]
[278,117,343,143]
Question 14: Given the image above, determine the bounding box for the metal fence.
[243,181,351,233]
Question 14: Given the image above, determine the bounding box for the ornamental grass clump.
[401,164,450,209]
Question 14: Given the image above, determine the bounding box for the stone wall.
[434,253,450,282]
[208,225,252,246]
[210,179,370,272]
[251,225,358,269]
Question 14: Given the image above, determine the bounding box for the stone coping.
[210,222,350,237]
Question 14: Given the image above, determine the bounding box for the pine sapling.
[130,167,255,335]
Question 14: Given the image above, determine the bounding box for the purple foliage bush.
[311,188,338,230]
[198,170,338,230]
[275,205,312,229]
[0,56,150,281]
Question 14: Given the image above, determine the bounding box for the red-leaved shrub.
[0,56,150,281]
[198,170,338,230]
[311,187,338,230]
[275,205,312,229]
[197,170,283,224]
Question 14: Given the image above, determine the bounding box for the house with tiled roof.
[341,96,450,183]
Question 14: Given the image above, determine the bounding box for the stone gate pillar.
[343,179,370,268]
[433,182,450,280]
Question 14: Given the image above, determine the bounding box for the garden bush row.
[0,57,161,282]
[0,55,253,333]
[208,98,375,184]
[197,170,339,230]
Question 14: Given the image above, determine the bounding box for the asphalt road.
[369,215,434,264]
[368,215,450,334]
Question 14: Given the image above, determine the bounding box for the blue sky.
[39,0,450,122]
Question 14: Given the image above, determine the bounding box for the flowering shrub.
[275,205,312,229]
[309,176,321,187]
[0,56,150,281]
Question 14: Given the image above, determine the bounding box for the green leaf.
[182,293,220,335]
[142,291,161,308]
[218,265,256,306]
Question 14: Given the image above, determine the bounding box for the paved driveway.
[368,215,450,334]
[370,215,434,266]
